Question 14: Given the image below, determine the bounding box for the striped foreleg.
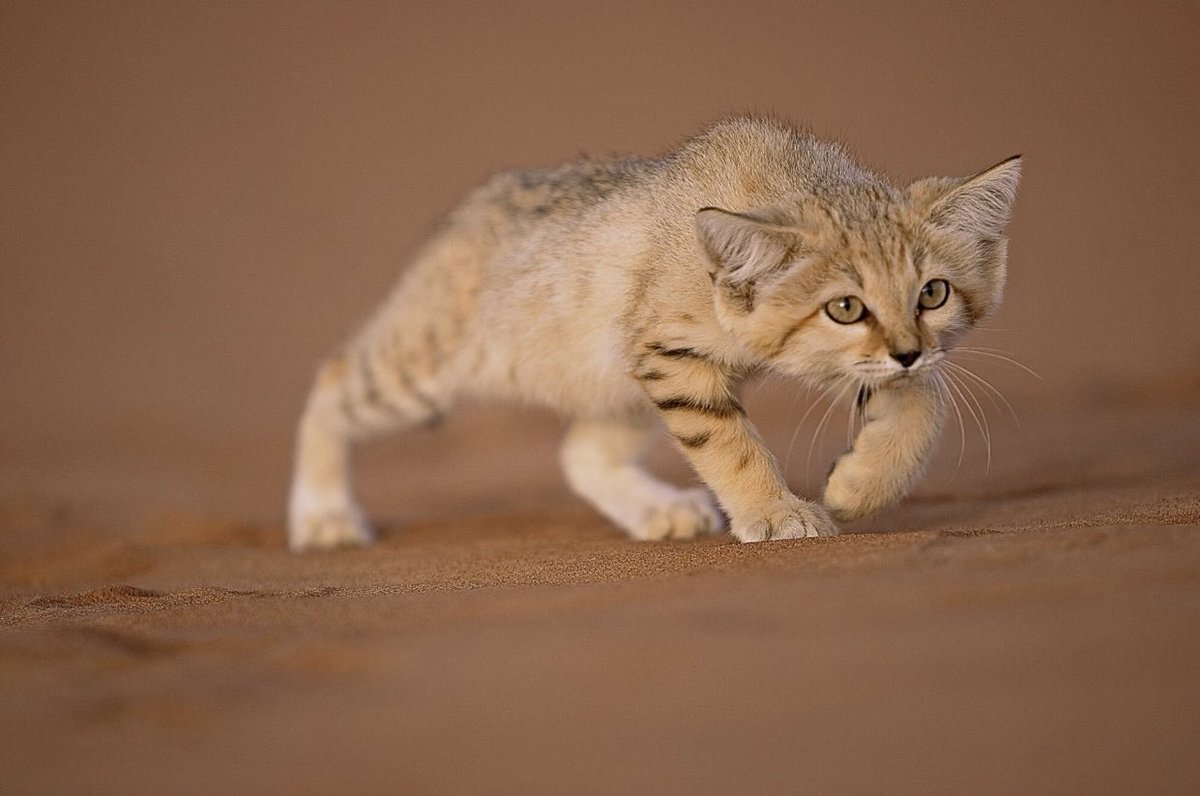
[635,343,837,542]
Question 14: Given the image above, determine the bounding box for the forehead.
[828,216,923,298]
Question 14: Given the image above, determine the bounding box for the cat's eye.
[918,279,950,310]
[825,295,867,324]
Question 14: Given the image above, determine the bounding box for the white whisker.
[936,372,967,477]
[751,369,787,405]
[954,347,1041,379]
[806,380,853,487]
[943,368,991,472]
[944,360,1019,425]
[955,369,993,464]
[783,377,846,483]
[845,382,864,450]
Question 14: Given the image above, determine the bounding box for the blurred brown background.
[3,1,1197,522]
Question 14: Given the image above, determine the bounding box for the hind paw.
[289,506,375,552]
[631,488,725,541]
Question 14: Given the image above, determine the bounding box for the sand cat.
[288,117,1020,551]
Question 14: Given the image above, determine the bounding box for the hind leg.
[288,340,448,551]
[560,416,725,541]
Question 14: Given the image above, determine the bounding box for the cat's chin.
[851,369,936,390]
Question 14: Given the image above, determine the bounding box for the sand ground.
[3,395,1198,793]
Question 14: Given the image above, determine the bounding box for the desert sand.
[3,3,1198,794]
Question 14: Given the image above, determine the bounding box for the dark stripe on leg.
[645,342,709,361]
[674,430,713,449]
[392,361,443,422]
[654,394,743,418]
[357,350,407,417]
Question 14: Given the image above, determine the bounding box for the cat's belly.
[461,324,647,418]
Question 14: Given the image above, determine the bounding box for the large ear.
[694,206,799,284]
[919,155,1022,238]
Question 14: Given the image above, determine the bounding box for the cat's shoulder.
[670,116,838,166]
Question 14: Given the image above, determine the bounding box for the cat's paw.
[732,495,838,543]
[288,506,375,552]
[823,452,887,522]
[632,488,725,541]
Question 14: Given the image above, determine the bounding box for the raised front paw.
[732,496,839,543]
[823,452,890,522]
[288,506,375,552]
[632,487,726,541]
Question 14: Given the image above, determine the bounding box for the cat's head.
[695,156,1021,388]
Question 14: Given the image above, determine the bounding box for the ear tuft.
[694,206,794,283]
[926,155,1022,238]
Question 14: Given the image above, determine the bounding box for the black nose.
[891,350,920,368]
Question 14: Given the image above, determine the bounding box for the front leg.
[823,378,945,521]
[636,343,837,542]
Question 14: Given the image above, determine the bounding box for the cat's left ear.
[912,155,1022,238]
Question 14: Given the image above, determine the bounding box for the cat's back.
[459,153,660,234]
[448,116,871,246]
[660,116,876,209]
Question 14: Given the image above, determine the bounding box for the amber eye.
[918,279,950,310]
[825,295,867,324]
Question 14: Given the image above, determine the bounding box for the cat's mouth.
[854,355,936,379]
[850,350,945,387]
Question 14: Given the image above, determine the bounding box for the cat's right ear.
[912,155,1022,239]
[694,207,797,285]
